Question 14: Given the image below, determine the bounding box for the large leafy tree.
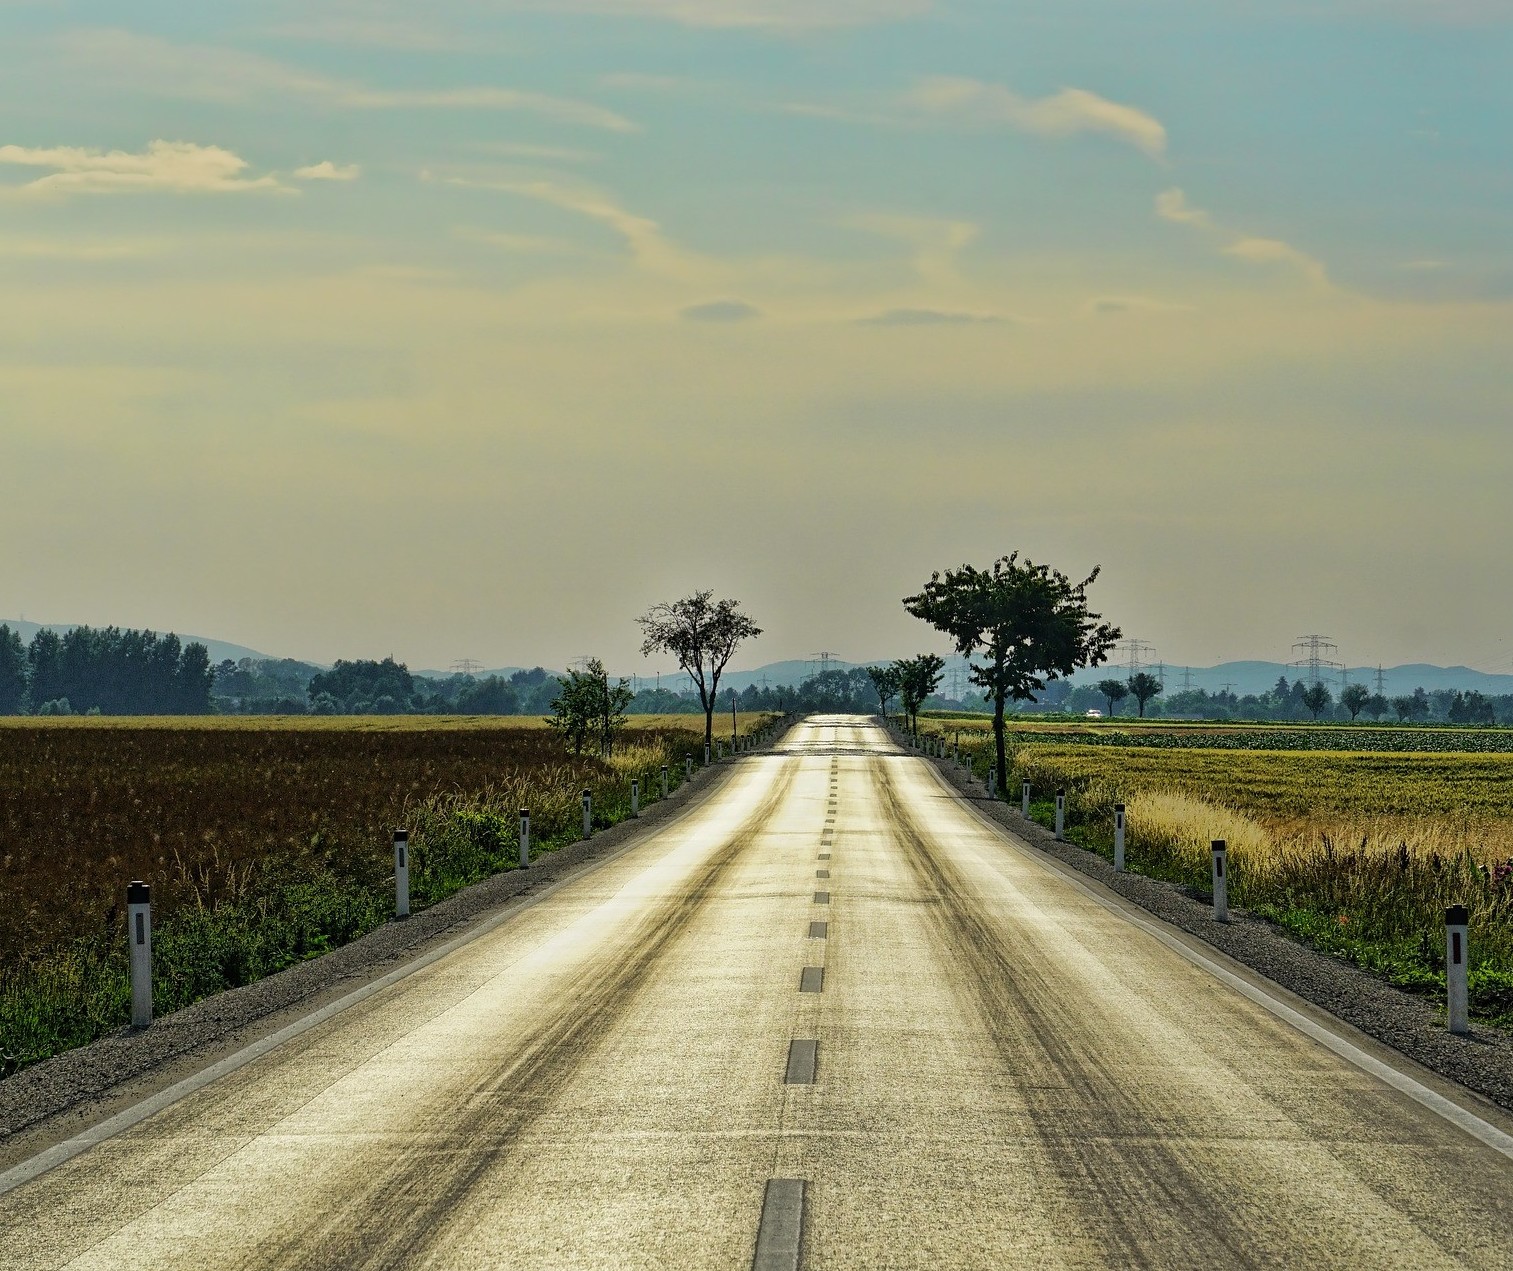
[1096,678,1129,717]
[894,654,945,734]
[904,554,1119,794]
[1127,672,1163,718]
[866,664,901,719]
[1339,683,1370,722]
[1301,681,1333,720]
[638,591,761,751]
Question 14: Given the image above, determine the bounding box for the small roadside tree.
[1097,678,1129,717]
[638,591,761,752]
[895,654,945,735]
[1340,683,1370,722]
[1301,681,1333,720]
[547,659,634,757]
[866,664,901,720]
[903,553,1119,796]
[1127,672,1163,718]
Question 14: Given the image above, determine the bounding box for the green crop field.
[0,715,774,1073]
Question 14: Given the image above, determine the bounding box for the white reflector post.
[1446,905,1470,1035]
[1114,804,1126,872]
[127,880,152,1028]
[1054,790,1066,841]
[519,808,530,869]
[1211,840,1229,923]
[582,789,592,839]
[393,830,410,918]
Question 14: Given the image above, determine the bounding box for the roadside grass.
[0,716,777,1073]
[929,729,1513,1031]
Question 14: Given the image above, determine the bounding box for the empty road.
[4,716,1511,1268]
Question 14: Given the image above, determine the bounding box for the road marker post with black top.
[686,756,693,783]
[127,880,152,1027]
[1114,804,1126,871]
[582,789,592,839]
[1054,790,1066,841]
[1211,840,1229,922]
[631,779,640,817]
[661,764,669,798]
[1446,905,1470,1035]
[1021,780,1031,819]
[519,808,530,868]
[393,830,410,919]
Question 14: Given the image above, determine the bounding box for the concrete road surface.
[4,716,1511,1268]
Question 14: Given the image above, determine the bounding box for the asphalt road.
[4,715,1511,1268]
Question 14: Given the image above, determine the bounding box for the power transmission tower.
[450,659,483,677]
[1118,639,1156,677]
[1289,635,1343,689]
[811,651,837,679]
[1180,666,1194,694]
[1374,665,1387,695]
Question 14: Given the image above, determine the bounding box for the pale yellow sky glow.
[2,2,1510,673]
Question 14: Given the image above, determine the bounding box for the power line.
[449,659,483,677]
[1118,639,1157,677]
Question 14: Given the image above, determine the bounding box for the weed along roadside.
[0,715,783,1075]
[913,716,1513,1035]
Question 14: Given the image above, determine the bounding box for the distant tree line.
[0,624,213,716]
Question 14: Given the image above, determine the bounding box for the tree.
[1364,693,1389,721]
[638,591,761,751]
[1390,694,1415,722]
[866,664,901,719]
[1340,683,1371,722]
[0,625,25,714]
[308,658,415,714]
[548,659,634,756]
[1096,679,1129,717]
[903,553,1119,796]
[1301,681,1333,720]
[894,655,945,734]
[1127,672,1163,718]
[455,676,520,715]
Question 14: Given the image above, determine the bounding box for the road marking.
[799,967,824,994]
[817,853,830,860]
[813,891,829,904]
[808,922,828,939]
[752,1178,806,1271]
[815,869,829,879]
[785,1040,818,1084]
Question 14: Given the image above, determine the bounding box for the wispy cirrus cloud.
[1158,187,1329,287]
[53,29,638,132]
[0,141,286,198]
[507,0,930,31]
[904,77,1168,160]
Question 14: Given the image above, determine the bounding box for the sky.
[2,0,1510,677]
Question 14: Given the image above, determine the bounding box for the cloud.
[489,179,685,272]
[509,0,930,31]
[294,161,360,181]
[905,77,1168,159]
[1155,188,1213,229]
[463,141,600,163]
[454,227,580,254]
[342,88,637,132]
[55,29,637,132]
[0,235,164,259]
[857,308,1003,326]
[681,299,761,321]
[0,141,286,197]
[1224,236,1329,286]
[847,214,978,287]
[1156,188,1329,288]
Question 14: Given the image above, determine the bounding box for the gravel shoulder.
[0,749,750,1171]
[923,744,1513,1119]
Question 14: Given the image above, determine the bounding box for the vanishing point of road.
[4,716,1511,1268]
